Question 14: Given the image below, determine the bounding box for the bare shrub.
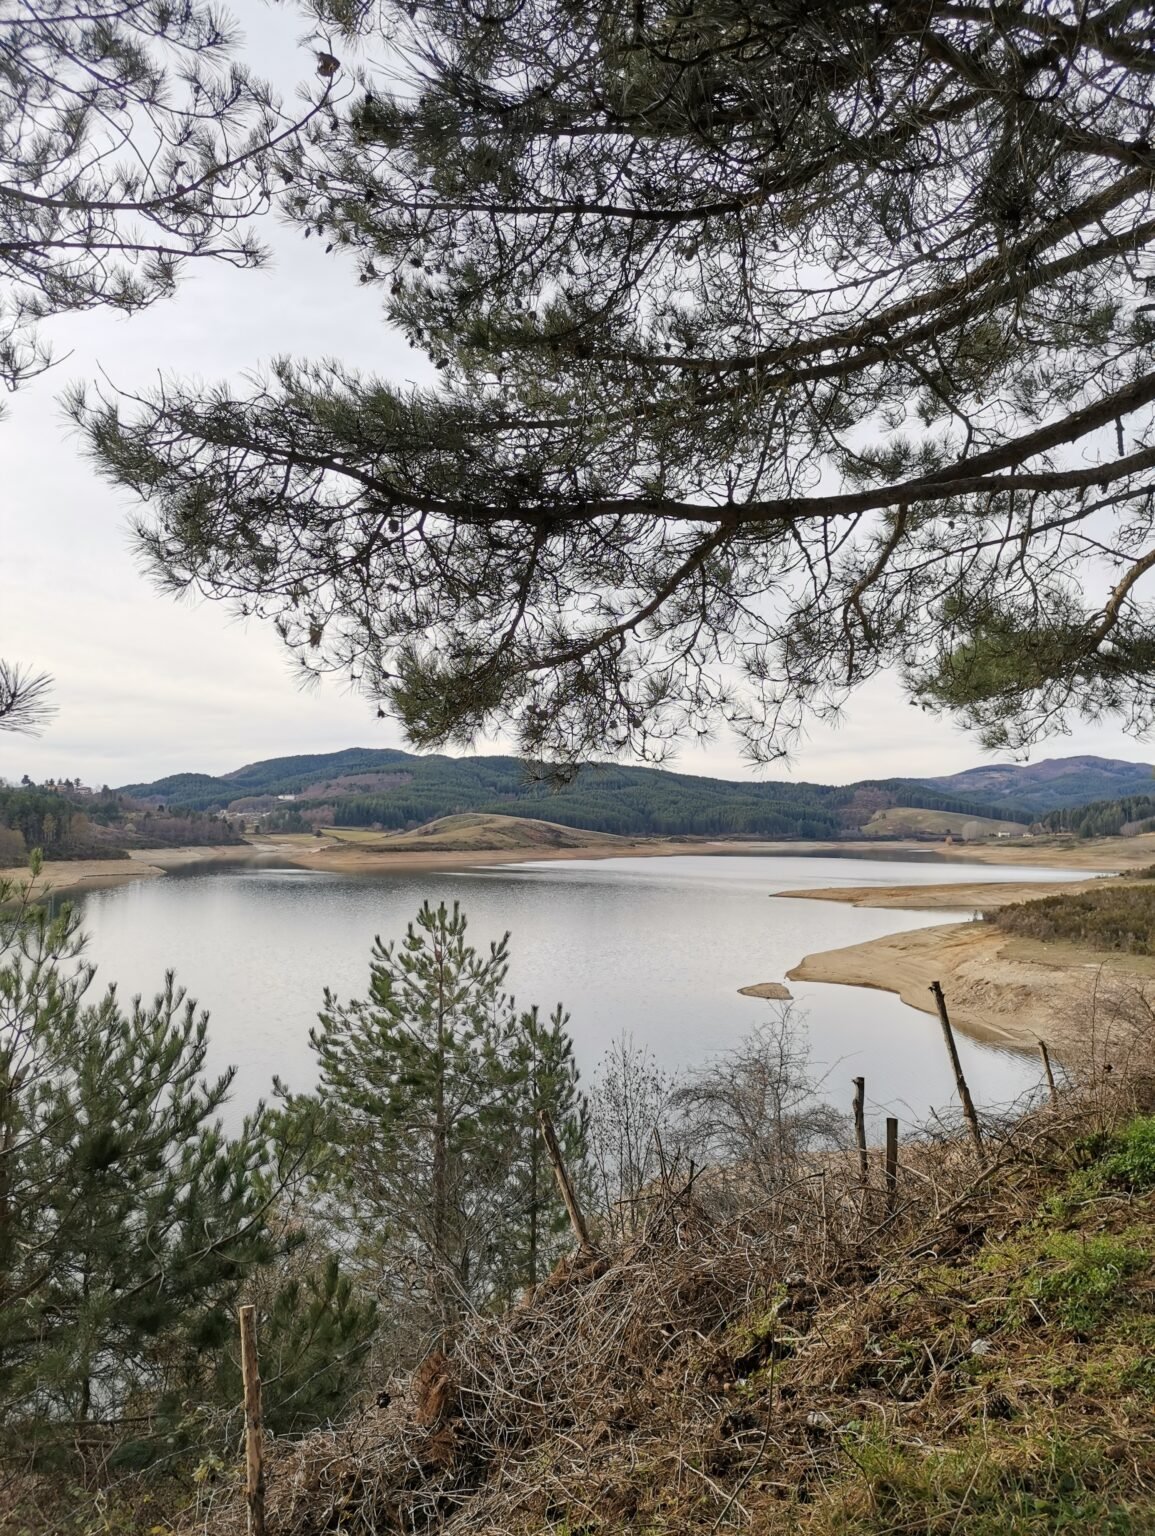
[181,1067,1155,1536]
[586,1036,680,1238]
[1054,969,1155,1119]
[673,1008,847,1196]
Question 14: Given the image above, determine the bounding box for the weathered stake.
[1038,1038,1059,1108]
[538,1109,593,1253]
[929,980,985,1162]
[884,1117,899,1215]
[852,1076,868,1186]
[239,1304,266,1536]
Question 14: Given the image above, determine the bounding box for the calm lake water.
[71,853,1091,1134]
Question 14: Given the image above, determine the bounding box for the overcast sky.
[1,1,1152,791]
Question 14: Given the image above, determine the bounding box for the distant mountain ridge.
[112,747,1119,841]
[916,755,1155,815]
[117,749,1155,839]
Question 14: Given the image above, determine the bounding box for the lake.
[71,853,1089,1134]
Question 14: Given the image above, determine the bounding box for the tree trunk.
[527,1046,540,1287]
[528,1118,540,1287]
[431,942,449,1343]
[0,1060,17,1292]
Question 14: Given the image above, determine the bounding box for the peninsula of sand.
[779,830,1155,1062]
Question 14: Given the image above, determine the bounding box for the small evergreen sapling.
[0,879,374,1476]
[284,900,587,1347]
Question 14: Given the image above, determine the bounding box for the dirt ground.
[770,876,1114,911]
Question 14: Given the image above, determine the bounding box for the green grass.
[1028,1232,1148,1331]
[1101,1117,1155,1190]
[818,1428,1146,1535]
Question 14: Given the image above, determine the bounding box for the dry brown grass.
[180,1051,1155,1536]
[331,814,632,854]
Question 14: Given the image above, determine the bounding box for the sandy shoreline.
[0,833,777,899]
[7,826,1150,900]
[284,834,767,877]
[787,919,1155,1060]
[778,850,1155,1058]
[7,830,1150,1062]
[0,842,272,900]
[771,876,1115,911]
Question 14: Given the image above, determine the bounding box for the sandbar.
[738,981,793,1000]
[771,876,1112,911]
[284,834,746,877]
[787,919,1155,1059]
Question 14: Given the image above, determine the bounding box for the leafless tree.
[587,1036,681,1238]
[673,1011,846,1196]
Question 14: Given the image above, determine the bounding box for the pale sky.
[1,2,1152,791]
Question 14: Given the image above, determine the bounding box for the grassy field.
[864,806,1029,838]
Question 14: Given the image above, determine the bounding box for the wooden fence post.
[929,981,985,1162]
[539,1109,594,1253]
[884,1118,899,1216]
[1038,1038,1059,1108]
[239,1304,266,1536]
[852,1077,868,1186]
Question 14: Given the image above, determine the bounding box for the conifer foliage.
[0,0,335,737]
[0,0,322,391]
[0,879,373,1478]
[283,900,586,1346]
[77,0,1155,764]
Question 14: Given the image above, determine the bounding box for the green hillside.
[118,749,1025,840]
[1036,793,1155,840]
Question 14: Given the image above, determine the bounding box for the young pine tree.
[0,879,374,1477]
[285,901,587,1349]
[505,1004,587,1291]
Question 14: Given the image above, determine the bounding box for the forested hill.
[1037,793,1155,840]
[118,748,1028,840]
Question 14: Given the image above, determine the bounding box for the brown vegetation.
[184,1031,1155,1536]
[988,883,1155,956]
[862,808,1029,839]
